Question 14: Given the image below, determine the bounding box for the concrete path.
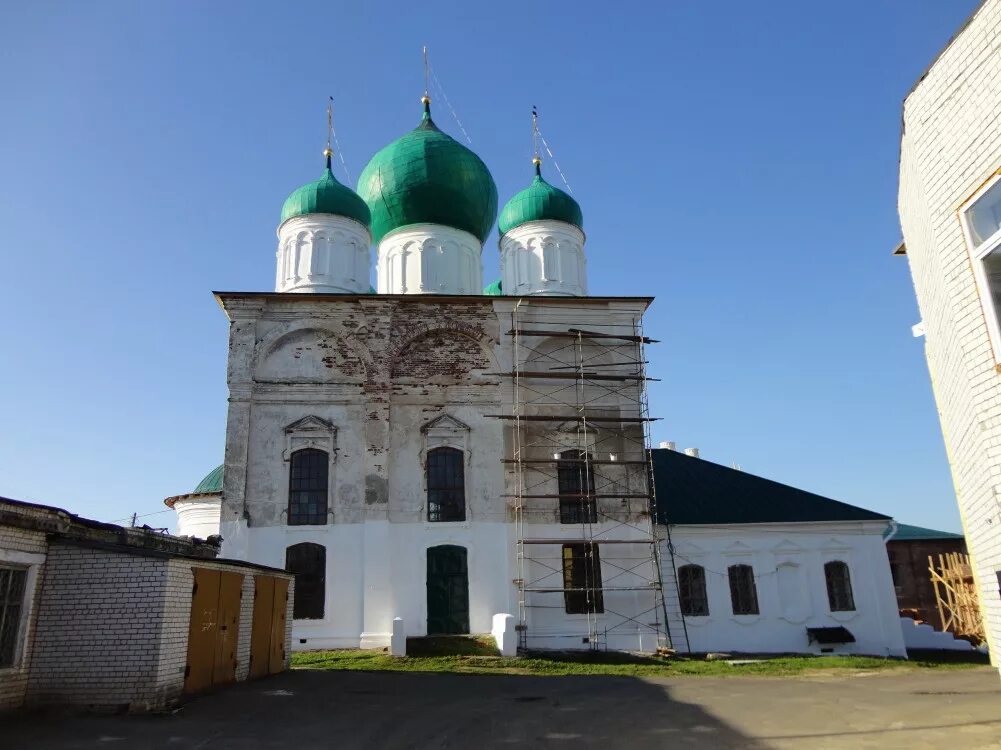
[2,667,1000,749]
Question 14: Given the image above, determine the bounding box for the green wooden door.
[426,545,469,635]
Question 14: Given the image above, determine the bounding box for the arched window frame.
[287,448,329,526]
[426,447,466,523]
[824,560,856,612]
[285,543,326,620]
[678,564,709,616]
[727,564,760,616]
[283,416,336,526]
[421,415,470,523]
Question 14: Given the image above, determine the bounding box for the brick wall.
[887,538,968,630]
[0,526,46,711]
[898,0,1001,666]
[24,542,293,711]
[25,541,175,711]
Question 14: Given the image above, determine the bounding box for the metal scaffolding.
[490,301,689,652]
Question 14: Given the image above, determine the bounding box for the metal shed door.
[184,568,221,694]
[184,568,244,694]
[250,575,275,679]
[268,578,289,674]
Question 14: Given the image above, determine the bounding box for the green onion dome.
[193,464,224,494]
[281,157,371,228]
[483,279,503,295]
[357,99,498,245]
[498,161,583,236]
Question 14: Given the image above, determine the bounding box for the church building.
[166,93,907,657]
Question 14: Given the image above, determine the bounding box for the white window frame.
[0,550,44,673]
[960,170,1001,365]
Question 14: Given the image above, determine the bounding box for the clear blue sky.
[0,0,978,532]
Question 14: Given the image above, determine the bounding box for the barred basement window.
[286,543,325,620]
[825,561,856,612]
[558,450,597,524]
[288,448,328,525]
[728,564,759,615]
[0,566,27,667]
[562,543,604,614]
[427,447,465,522]
[678,564,709,616]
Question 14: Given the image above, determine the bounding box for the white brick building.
[897,0,1001,671]
[0,497,293,712]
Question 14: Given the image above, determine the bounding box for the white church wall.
[667,522,906,657]
[276,214,371,294]
[500,220,587,297]
[205,293,664,652]
[377,224,483,294]
[169,494,222,539]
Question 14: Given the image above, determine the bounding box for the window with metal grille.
[728,564,759,615]
[562,543,604,614]
[824,561,856,612]
[558,450,597,524]
[285,543,325,619]
[0,566,27,667]
[427,447,465,522]
[678,564,709,616]
[288,449,328,525]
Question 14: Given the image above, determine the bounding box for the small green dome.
[281,163,371,228]
[498,164,583,235]
[483,279,502,295]
[357,102,498,245]
[193,464,224,494]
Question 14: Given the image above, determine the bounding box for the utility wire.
[425,49,473,145]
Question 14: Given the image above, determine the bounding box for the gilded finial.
[421,94,431,117]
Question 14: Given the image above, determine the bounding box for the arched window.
[824,561,856,612]
[558,450,597,524]
[678,564,709,616]
[285,543,325,620]
[427,447,465,522]
[288,448,328,526]
[728,564,759,615]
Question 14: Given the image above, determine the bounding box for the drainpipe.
[883,520,900,542]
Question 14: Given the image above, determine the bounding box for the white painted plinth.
[492,613,517,656]
[391,617,406,656]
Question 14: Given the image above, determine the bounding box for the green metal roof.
[890,523,964,541]
[193,464,224,494]
[483,279,502,295]
[357,101,498,245]
[498,163,583,235]
[651,449,890,525]
[281,163,371,227]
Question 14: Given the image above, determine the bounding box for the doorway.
[426,545,469,635]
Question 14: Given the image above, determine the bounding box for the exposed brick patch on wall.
[888,538,968,631]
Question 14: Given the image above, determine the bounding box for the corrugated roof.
[652,449,890,525]
[890,523,964,541]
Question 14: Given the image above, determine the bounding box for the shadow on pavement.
[1,669,766,749]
